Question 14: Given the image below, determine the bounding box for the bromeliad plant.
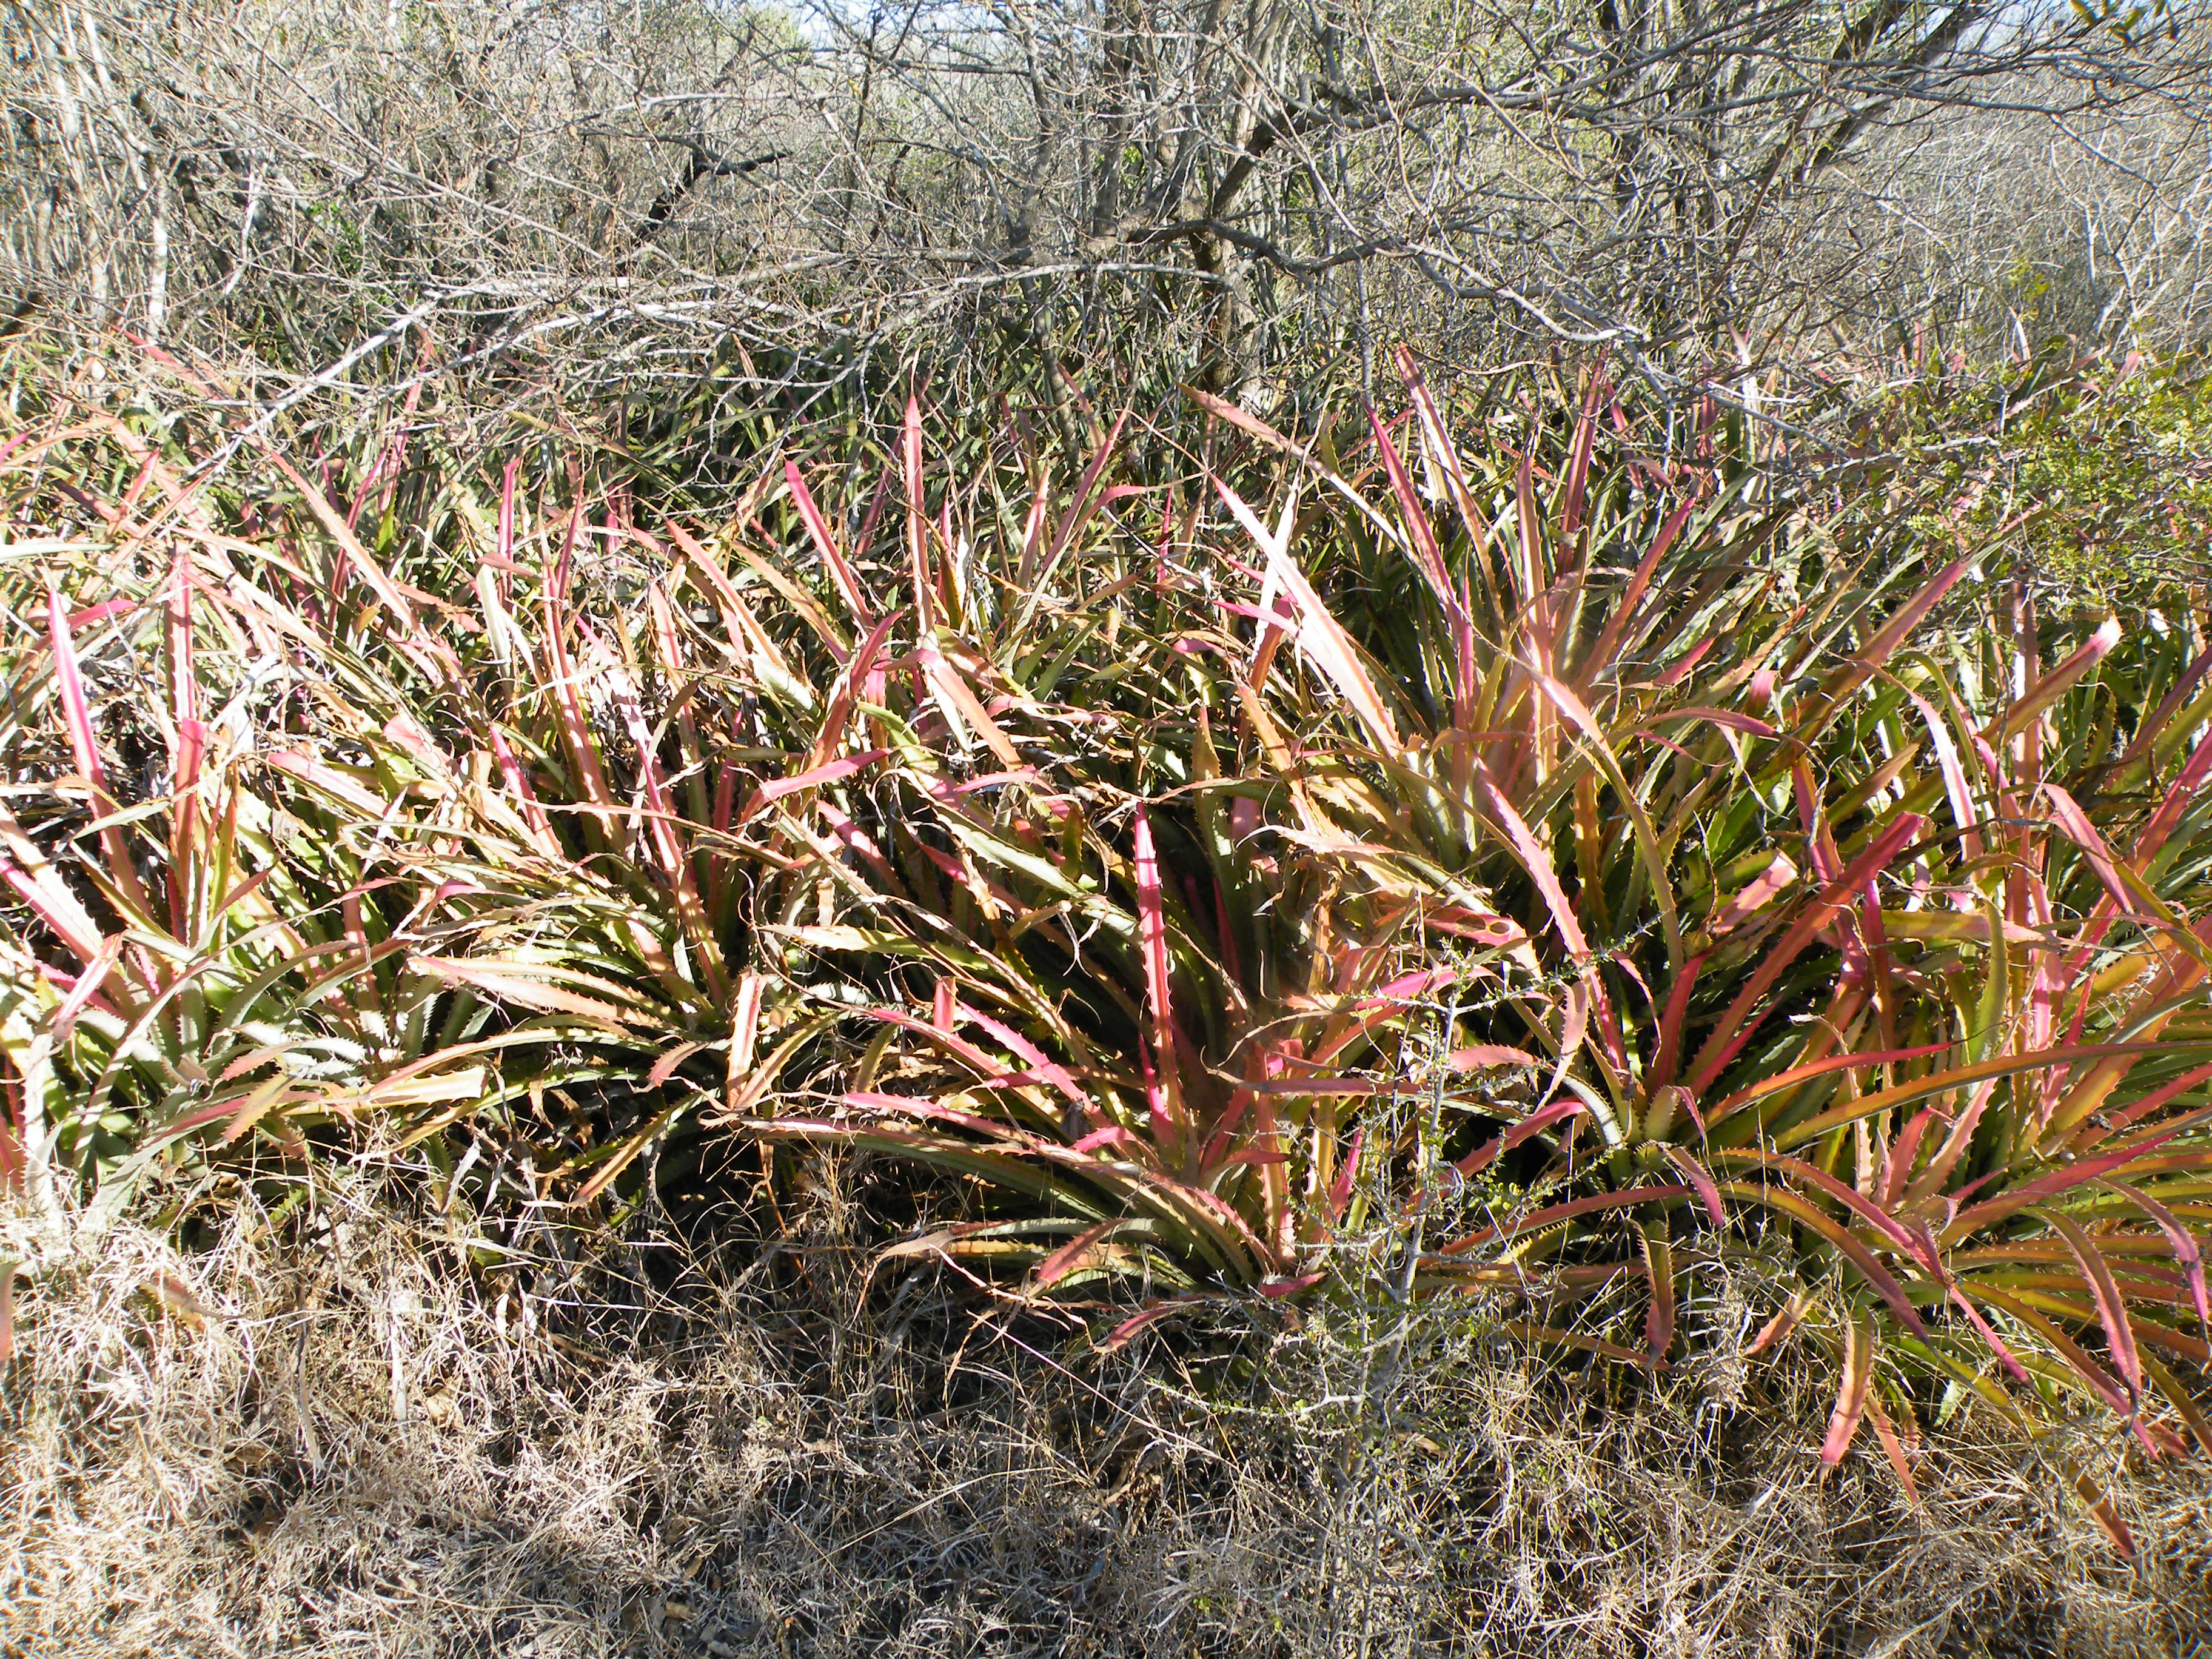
[695,400,1478,1293]
[0,400,636,1210]
[1186,349,2212,1488]
[721,347,2212,1495]
[2,346,1336,1225]
[0,354,837,1211]
[6,332,2212,1510]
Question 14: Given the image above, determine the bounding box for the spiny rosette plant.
[0,418,536,1206]
[741,352,2212,1500]
[1175,351,2212,1504]
[4,337,2211,1524]
[0,350,846,1210]
[0,345,1288,1222]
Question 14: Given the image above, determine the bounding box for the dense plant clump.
[4,332,2212,1557]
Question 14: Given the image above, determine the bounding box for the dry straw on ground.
[5,1169,2211,1659]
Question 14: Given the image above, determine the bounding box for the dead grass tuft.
[5,1180,2210,1658]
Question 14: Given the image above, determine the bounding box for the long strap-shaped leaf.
[1216,477,1404,759]
[1689,813,1925,1102]
[1820,1312,1875,1469]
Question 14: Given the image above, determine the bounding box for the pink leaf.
[2039,1207,2143,1403]
[648,1043,705,1088]
[1446,1045,1544,1071]
[1709,853,1798,936]
[1903,684,1983,860]
[1029,413,1130,589]
[1446,1185,1691,1254]
[1820,1316,1875,1469]
[738,750,890,820]
[49,937,123,1044]
[1686,813,1925,1097]
[1367,409,1458,609]
[2133,723,2212,871]
[1951,1108,2212,1234]
[1469,760,1589,957]
[784,459,874,624]
[1035,1219,1122,1289]
[1455,1098,1584,1178]
[1660,1145,1728,1229]
[1073,1125,1145,1153]
[1326,1126,1364,1221]
[732,971,765,1074]
[1990,617,2121,739]
[903,396,932,632]
[1134,811,1185,1144]
[2045,783,2142,919]
[1826,559,1972,705]
[2100,1179,2211,1335]
[1644,706,1778,737]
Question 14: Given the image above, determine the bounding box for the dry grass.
[7,1171,2212,1659]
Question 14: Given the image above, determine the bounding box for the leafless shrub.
[1820,87,2212,354]
[5,0,2211,415]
